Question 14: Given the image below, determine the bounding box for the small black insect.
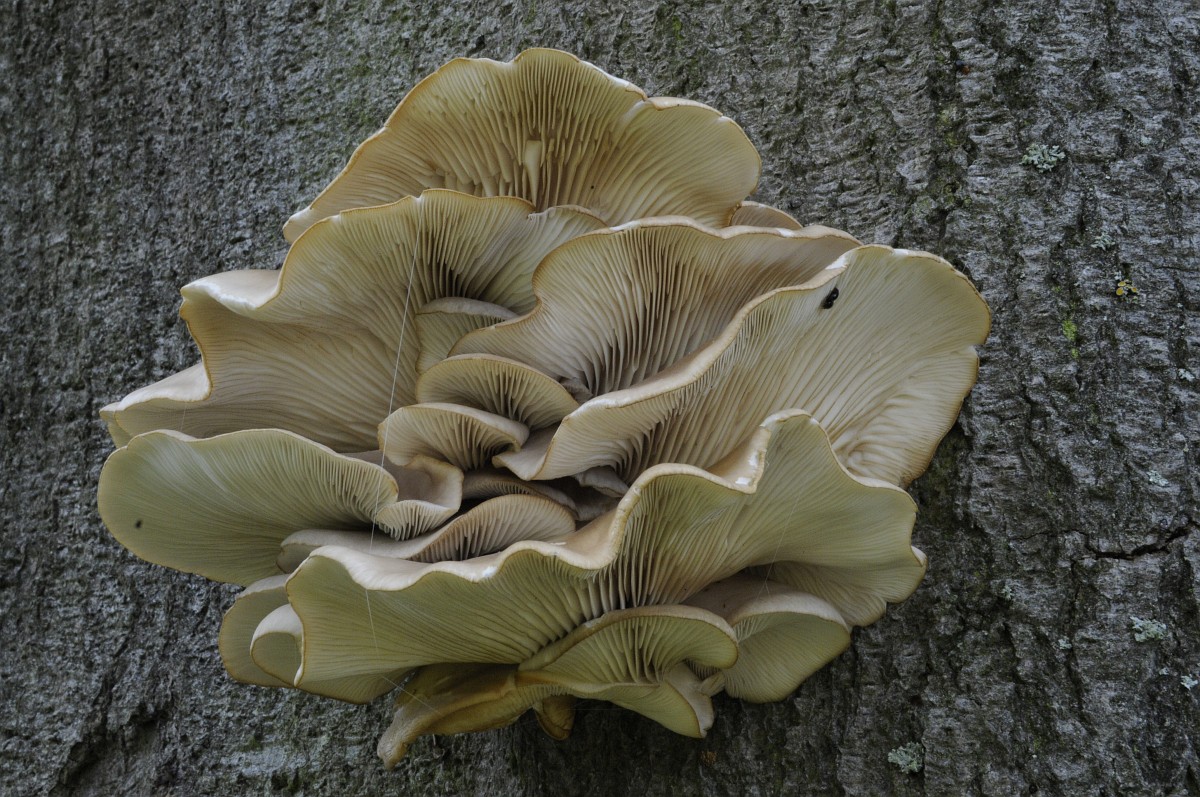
[954,59,971,75]
[821,287,839,309]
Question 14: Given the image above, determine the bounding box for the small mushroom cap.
[249,604,304,686]
[493,243,990,487]
[377,664,522,767]
[102,191,603,450]
[249,604,406,704]
[459,469,616,523]
[97,430,464,585]
[460,469,579,516]
[456,219,860,399]
[276,529,412,574]
[219,575,292,687]
[417,354,580,430]
[413,298,516,376]
[277,494,575,570]
[728,201,805,230]
[533,695,576,740]
[376,605,737,766]
[360,453,465,540]
[378,402,529,471]
[283,48,761,241]
[98,429,400,585]
[685,575,851,701]
[286,411,918,689]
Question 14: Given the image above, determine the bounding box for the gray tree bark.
[3,0,1197,795]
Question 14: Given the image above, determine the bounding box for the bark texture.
[2,1,1197,795]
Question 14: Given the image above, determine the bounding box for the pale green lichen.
[1182,674,1198,690]
[1057,637,1073,651]
[1061,317,1078,344]
[1061,317,1080,359]
[1090,232,1115,251]
[888,742,924,774]
[1021,143,1065,172]
[1146,470,1168,487]
[1130,616,1168,642]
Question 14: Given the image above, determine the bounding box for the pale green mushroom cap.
[94,43,993,768]
[283,48,761,241]
[728,200,806,230]
[101,191,604,451]
[285,411,920,690]
[275,494,575,571]
[248,603,409,704]
[486,240,990,488]
[685,575,852,702]
[376,605,738,767]
[379,403,529,471]
[416,354,580,430]
[412,298,516,375]
[97,429,463,586]
[219,575,292,687]
[456,219,860,400]
[220,576,409,703]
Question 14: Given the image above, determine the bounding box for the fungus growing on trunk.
[97,48,989,767]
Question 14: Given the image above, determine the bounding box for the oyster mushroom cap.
[416,354,580,430]
[456,218,861,398]
[459,469,581,517]
[283,411,920,689]
[97,429,463,585]
[219,575,292,688]
[248,603,408,704]
[101,191,605,451]
[275,494,575,571]
[684,575,851,702]
[378,402,529,471]
[376,604,738,767]
[729,200,806,230]
[93,44,992,767]
[283,48,761,241]
[490,242,991,487]
[413,298,517,375]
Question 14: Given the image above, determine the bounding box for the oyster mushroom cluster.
[97,49,990,766]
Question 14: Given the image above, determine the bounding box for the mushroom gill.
[281,48,762,240]
[97,48,989,767]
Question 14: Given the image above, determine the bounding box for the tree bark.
[2,1,1197,795]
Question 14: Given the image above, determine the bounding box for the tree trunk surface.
[2,1,1197,795]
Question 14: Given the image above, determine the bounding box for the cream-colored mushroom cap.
[376,605,738,766]
[283,48,761,241]
[416,354,580,430]
[248,603,408,704]
[219,575,292,687]
[457,219,860,399]
[102,191,604,451]
[94,43,993,768]
[685,575,851,701]
[221,578,414,702]
[412,298,517,375]
[97,429,463,585]
[489,242,991,487]
[284,412,919,690]
[276,494,575,570]
[379,403,529,471]
[729,201,805,230]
